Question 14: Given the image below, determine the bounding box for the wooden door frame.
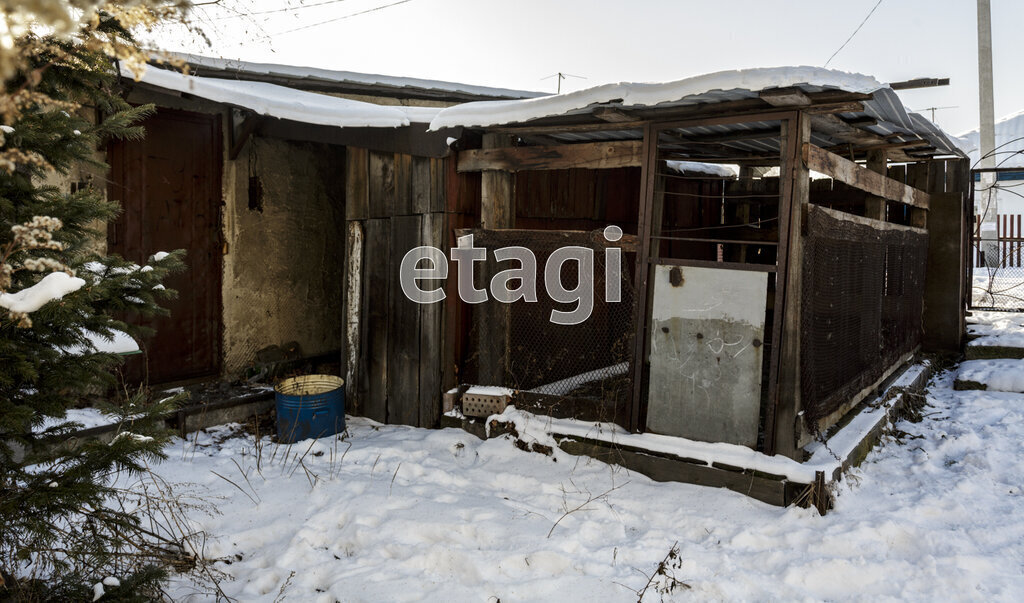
[627,111,801,450]
[106,105,224,383]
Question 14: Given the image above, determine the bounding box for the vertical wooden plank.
[772,111,810,459]
[907,162,929,229]
[411,156,431,215]
[477,133,514,387]
[369,150,395,218]
[864,149,887,221]
[630,123,660,432]
[480,133,515,228]
[388,214,423,426]
[418,212,444,428]
[361,218,390,423]
[1002,214,1007,267]
[346,147,369,220]
[887,164,908,224]
[343,221,364,415]
[440,158,461,395]
[393,152,413,216]
[429,157,446,214]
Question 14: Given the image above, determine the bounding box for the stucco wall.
[222,136,345,375]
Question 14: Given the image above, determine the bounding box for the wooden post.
[864,149,887,221]
[344,221,363,414]
[922,159,967,353]
[907,161,930,229]
[477,133,515,385]
[773,112,811,459]
[629,123,660,432]
[480,133,515,229]
[737,166,754,262]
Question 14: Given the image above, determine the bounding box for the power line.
[216,0,354,20]
[270,0,414,36]
[824,0,884,68]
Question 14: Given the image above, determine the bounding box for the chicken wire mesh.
[972,234,1024,311]
[800,206,928,430]
[460,229,636,425]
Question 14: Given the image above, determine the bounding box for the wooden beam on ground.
[459,140,643,173]
[802,143,930,209]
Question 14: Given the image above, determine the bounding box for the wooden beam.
[228,114,261,161]
[888,77,949,90]
[760,87,812,107]
[802,101,866,115]
[809,204,927,234]
[592,107,638,123]
[487,92,868,136]
[458,140,643,172]
[824,139,931,155]
[810,113,877,145]
[802,143,930,209]
[864,149,888,220]
[479,133,515,226]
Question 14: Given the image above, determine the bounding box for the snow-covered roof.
[160,52,545,102]
[123,65,441,128]
[429,67,885,130]
[428,66,965,159]
[957,110,1024,169]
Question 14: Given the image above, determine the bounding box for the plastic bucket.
[275,375,345,444]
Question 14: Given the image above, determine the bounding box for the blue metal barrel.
[275,375,345,443]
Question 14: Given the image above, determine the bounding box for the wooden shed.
[110,59,971,503]
[405,67,971,468]
[106,56,536,385]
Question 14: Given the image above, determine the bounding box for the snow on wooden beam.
[458,140,643,172]
[802,142,931,210]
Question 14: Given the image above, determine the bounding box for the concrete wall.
[222,136,346,375]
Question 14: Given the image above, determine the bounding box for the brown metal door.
[108,107,222,384]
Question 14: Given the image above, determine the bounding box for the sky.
[148,0,1024,136]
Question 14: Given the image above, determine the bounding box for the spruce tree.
[0,15,191,600]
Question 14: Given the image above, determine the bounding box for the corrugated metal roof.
[432,68,966,160]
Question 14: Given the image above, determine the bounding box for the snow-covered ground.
[154,366,1024,602]
[958,359,1024,392]
[968,309,1024,348]
[972,273,1024,310]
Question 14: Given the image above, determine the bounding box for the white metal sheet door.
[645,265,768,447]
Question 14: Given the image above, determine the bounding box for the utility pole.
[978,0,999,265]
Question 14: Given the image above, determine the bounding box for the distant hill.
[958,110,1024,169]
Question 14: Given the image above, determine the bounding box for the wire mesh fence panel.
[459,229,636,426]
[972,214,1024,310]
[800,206,928,431]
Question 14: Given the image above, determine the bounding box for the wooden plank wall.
[344,147,446,427]
[514,167,641,232]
